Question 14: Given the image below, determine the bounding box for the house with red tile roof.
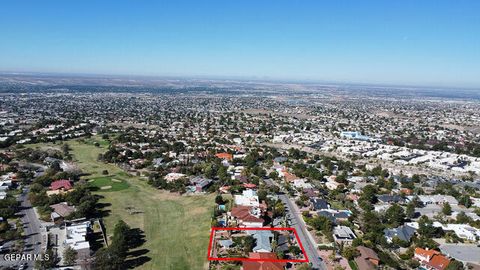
[414,248,450,270]
[414,248,440,263]
[426,254,450,270]
[50,179,73,191]
[243,183,257,189]
[230,206,264,228]
[215,153,233,161]
[242,252,286,270]
[47,179,73,196]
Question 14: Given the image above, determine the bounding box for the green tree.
[243,236,255,253]
[342,246,360,260]
[110,220,131,260]
[446,259,464,270]
[360,184,377,204]
[215,194,224,205]
[442,202,452,215]
[269,171,279,180]
[273,201,285,218]
[385,203,405,227]
[459,195,472,208]
[406,201,416,219]
[418,216,438,238]
[63,246,78,265]
[94,247,123,270]
[35,249,59,270]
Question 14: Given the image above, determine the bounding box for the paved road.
[263,178,326,269]
[279,194,326,270]
[0,187,43,269]
[19,187,43,268]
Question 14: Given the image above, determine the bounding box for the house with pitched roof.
[242,252,286,270]
[414,248,450,270]
[215,153,233,161]
[384,224,416,243]
[310,197,330,211]
[230,206,264,227]
[354,246,380,270]
[50,202,75,223]
[47,179,73,196]
[247,230,274,253]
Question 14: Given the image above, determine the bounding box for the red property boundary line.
[207,227,309,263]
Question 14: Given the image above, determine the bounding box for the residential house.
[230,206,264,228]
[317,210,351,224]
[326,176,342,190]
[310,198,330,211]
[333,225,356,245]
[414,248,450,270]
[234,189,260,207]
[189,176,212,192]
[218,239,234,249]
[64,221,91,260]
[434,223,480,242]
[47,179,73,196]
[164,173,187,183]
[384,225,416,243]
[415,195,458,206]
[292,179,313,189]
[247,230,274,252]
[215,153,233,161]
[50,202,75,223]
[355,246,380,270]
[242,252,286,270]
[377,194,405,204]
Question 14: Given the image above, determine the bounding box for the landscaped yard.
[27,137,215,270]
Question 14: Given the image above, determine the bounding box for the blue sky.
[1,0,479,87]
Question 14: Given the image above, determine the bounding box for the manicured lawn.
[27,137,215,270]
[88,176,129,192]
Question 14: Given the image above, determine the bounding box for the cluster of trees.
[147,174,190,194]
[15,146,67,163]
[232,235,255,256]
[435,182,473,208]
[30,183,99,220]
[0,197,20,241]
[363,165,389,178]
[94,220,134,269]
[305,215,334,241]
[20,149,99,220]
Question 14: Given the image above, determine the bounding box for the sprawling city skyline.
[1,0,480,87]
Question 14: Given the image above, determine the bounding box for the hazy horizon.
[1,1,479,88]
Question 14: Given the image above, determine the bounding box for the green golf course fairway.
[28,137,215,270]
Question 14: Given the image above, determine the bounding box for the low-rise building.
[234,189,259,207]
[333,225,356,245]
[355,246,380,270]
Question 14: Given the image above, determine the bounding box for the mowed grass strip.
[28,137,215,270]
